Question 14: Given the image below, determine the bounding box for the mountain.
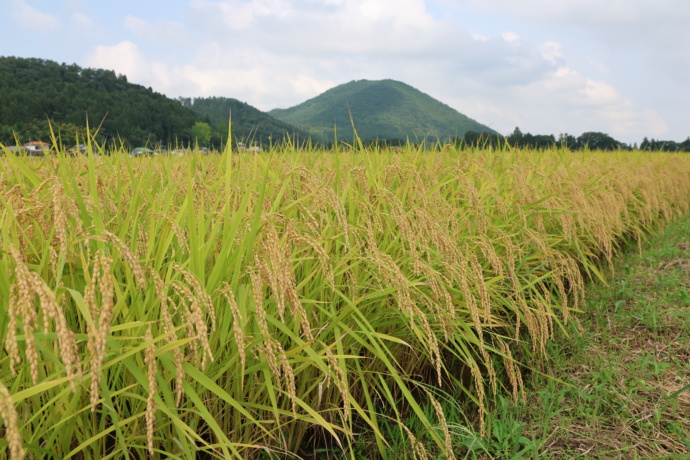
[0,58,493,148]
[179,97,308,146]
[268,79,495,143]
[0,56,199,147]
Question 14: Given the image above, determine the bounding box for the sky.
[1,0,688,145]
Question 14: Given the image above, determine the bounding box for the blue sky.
[1,0,688,144]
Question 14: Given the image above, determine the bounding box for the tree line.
[458,127,690,152]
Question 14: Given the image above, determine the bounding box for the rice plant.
[1,143,690,458]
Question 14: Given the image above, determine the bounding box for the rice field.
[1,144,690,459]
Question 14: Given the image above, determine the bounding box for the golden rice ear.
[5,284,21,377]
[0,382,25,460]
[219,282,247,371]
[424,388,456,460]
[249,265,282,385]
[31,273,81,391]
[402,423,431,460]
[170,280,214,370]
[85,250,115,412]
[144,326,157,456]
[323,342,352,423]
[102,231,146,289]
[469,358,488,437]
[291,232,335,288]
[7,246,40,384]
[277,341,297,416]
[50,180,68,258]
[155,212,189,254]
[173,263,216,331]
[149,268,186,405]
[499,340,525,403]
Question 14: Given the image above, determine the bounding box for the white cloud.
[461,0,688,24]
[585,57,609,75]
[581,79,619,106]
[124,15,191,45]
[124,15,147,32]
[189,0,443,56]
[501,31,519,43]
[539,41,563,65]
[284,74,337,101]
[468,65,668,139]
[73,0,676,143]
[71,12,94,30]
[85,41,147,78]
[193,0,292,31]
[84,41,189,95]
[460,0,690,71]
[9,0,60,31]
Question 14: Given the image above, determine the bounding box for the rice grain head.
[8,246,39,384]
[86,251,115,412]
[144,327,157,456]
[324,344,351,423]
[219,282,247,371]
[250,267,281,379]
[277,343,297,416]
[401,424,430,460]
[50,180,68,258]
[103,231,146,289]
[31,273,81,391]
[499,341,525,403]
[150,269,185,405]
[155,213,190,254]
[0,382,25,460]
[424,389,455,460]
[469,359,487,437]
[4,285,21,377]
[174,264,216,332]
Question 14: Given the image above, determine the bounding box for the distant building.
[23,141,52,156]
[3,146,26,154]
[237,142,261,153]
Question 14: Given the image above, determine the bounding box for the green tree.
[190,121,212,147]
[508,127,524,146]
[460,130,505,148]
[679,137,690,152]
[557,133,578,149]
[577,132,621,150]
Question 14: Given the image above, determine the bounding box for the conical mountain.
[269,79,494,143]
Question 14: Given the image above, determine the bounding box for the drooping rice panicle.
[0,145,689,459]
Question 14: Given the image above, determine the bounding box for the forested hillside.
[179,97,308,147]
[0,57,198,147]
[269,79,495,143]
